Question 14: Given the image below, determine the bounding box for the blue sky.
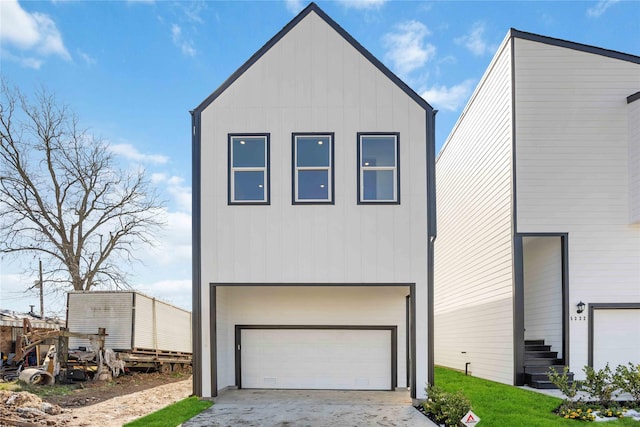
[1,0,638,315]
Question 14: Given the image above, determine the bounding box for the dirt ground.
[1,371,193,426]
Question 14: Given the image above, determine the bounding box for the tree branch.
[0,80,166,292]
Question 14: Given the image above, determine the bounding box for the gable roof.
[437,28,639,163]
[511,29,640,64]
[192,2,433,114]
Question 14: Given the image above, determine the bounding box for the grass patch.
[0,381,22,392]
[434,367,637,426]
[124,396,212,427]
[0,380,79,398]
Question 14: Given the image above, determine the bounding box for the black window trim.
[228,133,271,205]
[291,132,335,205]
[357,132,400,205]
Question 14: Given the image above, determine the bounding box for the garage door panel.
[241,329,392,390]
[593,309,640,370]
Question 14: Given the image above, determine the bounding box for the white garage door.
[240,328,392,390]
[593,309,640,370]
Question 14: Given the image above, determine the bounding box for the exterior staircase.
[524,339,574,389]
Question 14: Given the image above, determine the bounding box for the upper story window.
[228,134,269,204]
[292,133,334,204]
[358,133,400,204]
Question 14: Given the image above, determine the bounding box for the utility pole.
[38,259,44,319]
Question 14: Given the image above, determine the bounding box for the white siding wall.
[132,293,154,349]
[629,98,640,223]
[199,12,429,397]
[68,292,192,353]
[514,38,640,376]
[215,286,407,391]
[152,299,192,353]
[523,236,562,357]
[67,292,134,350]
[434,37,515,384]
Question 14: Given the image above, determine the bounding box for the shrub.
[547,366,581,406]
[556,402,596,421]
[550,362,640,421]
[613,363,640,406]
[582,364,617,408]
[423,385,471,427]
[598,405,626,419]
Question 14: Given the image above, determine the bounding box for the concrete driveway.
[183,389,436,427]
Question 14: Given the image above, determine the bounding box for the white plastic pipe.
[18,368,54,385]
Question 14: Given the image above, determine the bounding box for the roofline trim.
[628,91,640,104]
[510,28,640,64]
[192,2,433,113]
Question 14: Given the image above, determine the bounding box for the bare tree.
[0,81,165,292]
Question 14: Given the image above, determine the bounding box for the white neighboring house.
[191,3,436,399]
[435,29,640,388]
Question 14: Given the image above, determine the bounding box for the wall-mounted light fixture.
[577,301,586,314]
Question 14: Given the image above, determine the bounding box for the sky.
[1,0,638,317]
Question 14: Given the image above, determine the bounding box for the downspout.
[427,109,438,389]
[190,109,203,397]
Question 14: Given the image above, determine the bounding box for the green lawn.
[434,367,638,426]
[124,396,213,427]
[0,380,79,398]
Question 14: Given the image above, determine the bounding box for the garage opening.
[235,325,397,390]
[589,304,640,370]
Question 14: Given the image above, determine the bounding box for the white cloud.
[338,0,386,10]
[168,177,192,212]
[132,174,192,293]
[0,273,32,313]
[124,170,191,305]
[152,174,191,212]
[109,143,170,165]
[19,57,43,70]
[0,0,71,67]
[383,20,435,77]
[78,50,96,66]
[135,279,192,310]
[421,79,475,112]
[2,50,43,69]
[587,0,620,17]
[171,25,180,37]
[171,24,196,57]
[285,0,304,14]
[0,271,68,316]
[18,56,44,69]
[154,210,191,253]
[455,22,491,56]
[439,55,457,65]
[151,172,167,184]
[182,3,205,25]
[141,209,191,271]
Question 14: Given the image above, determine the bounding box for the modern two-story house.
[434,29,640,388]
[191,3,436,399]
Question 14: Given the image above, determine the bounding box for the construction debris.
[0,390,65,426]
